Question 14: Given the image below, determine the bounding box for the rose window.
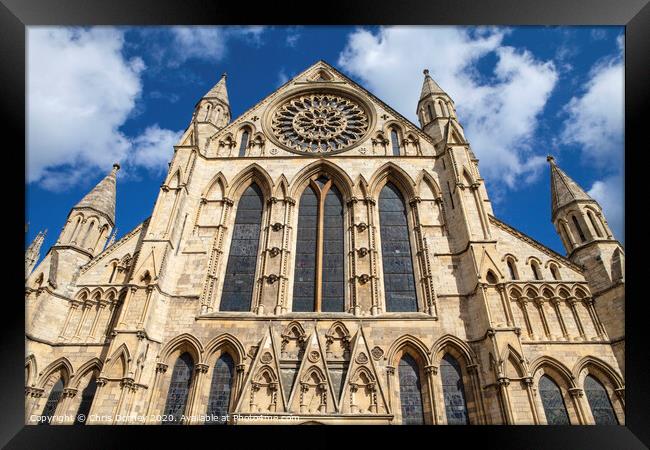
[271,93,369,153]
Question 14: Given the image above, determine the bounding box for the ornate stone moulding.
[265,88,374,155]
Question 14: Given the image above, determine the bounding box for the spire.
[74,163,120,224]
[419,69,447,100]
[203,72,230,108]
[25,229,47,277]
[548,155,593,217]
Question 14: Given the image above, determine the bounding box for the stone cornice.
[488,215,581,272]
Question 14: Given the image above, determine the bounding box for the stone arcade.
[25,61,625,425]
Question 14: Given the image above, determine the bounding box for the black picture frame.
[4,0,647,448]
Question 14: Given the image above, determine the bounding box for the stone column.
[497,377,514,424]
[187,363,209,423]
[497,284,514,326]
[479,283,493,325]
[59,300,81,340]
[533,297,551,339]
[72,300,92,340]
[25,387,44,424]
[86,377,107,424]
[88,300,108,340]
[467,364,487,424]
[424,365,439,424]
[517,298,534,339]
[56,387,78,424]
[145,363,168,424]
[550,297,569,340]
[568,387,589,424]
[522,377,540,424]
[567,297,586,340]
[584,297,607,340]
[386,366,395,411]
[118,287,137,327]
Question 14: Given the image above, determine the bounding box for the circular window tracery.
[270,93,369,154]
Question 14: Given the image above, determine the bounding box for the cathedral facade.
[24,61,625,425]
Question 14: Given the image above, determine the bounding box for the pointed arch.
[302,365,327,384]
[166,167,183,189]
[274,174,290,199]
[415,170,442,199]
[72,358,103,389]
[350,365,376,384]
[572,356,623,389]
[386,334,431,368]
[204,333,246,366]
[500,345,526,379]
[105,343,131,379]
[529,356,576,388]
[202,172,228,200]
[254,365,279,384]
[368,162,417,200]
[159,333,204,366]
[288,159,354,200]
[430,334,476,366]
[226,163,274,201]
[37,357,74,389]
[76,288,91,301]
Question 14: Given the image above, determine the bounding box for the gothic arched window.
[292,176,345,312]
[584,375,618,424]
[587,211,603,238]
[440,354,469,424]
[238,130,250,157]
[507,259,518,280]
[531,261,542,280]
[572,215,586,242]
[390,128,400,156]
[427,104,434,123]
[220,184,264,312]
[40,377,64,425]
[74,375,98,425]
[379,183,417,312]
[550,264,561,280]
[163,352,195,424]
[539,375,570,425]
[398,354,425,425]
[207,353,235,424]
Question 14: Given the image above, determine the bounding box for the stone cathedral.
[24,61,625,425]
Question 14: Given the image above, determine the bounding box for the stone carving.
[308,350,321,363]
[271,93,369,154]
[371,346,384,360]
[261,351,273,364]
[356,352,369,364]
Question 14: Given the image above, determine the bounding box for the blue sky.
[26,26,624,259]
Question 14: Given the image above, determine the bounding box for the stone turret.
[25,229,46,278]
[194,72,231,150]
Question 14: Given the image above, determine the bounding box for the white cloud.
[277,68,289,87]
[338,26,558,191]
[149,26,267,68]
[561,43,624,243]
[561,58,624,168]
[130,125,183,174]
[27,27,183,190]
[588,174,624,243]
[286,27,301,47]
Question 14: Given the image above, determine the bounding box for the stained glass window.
[539,375,570,425]
[440,354,469,424]
[293,185,318,312]
[220,184,263,312]
[40,377,64,425]
[207,353,235,424]
[379,183,418,312]
[74,375,98,425]
[162,352,194,424]
[398,354,425,425]
[584,375,618,425]
[321,185,344,312]
[292,178,345,312]
[238,130,250,157]
[391,129,400,156]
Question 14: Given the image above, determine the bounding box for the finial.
[113,162,121,171]
[221,72,227,80]
[423,69,430,76]
[546,155,555,164]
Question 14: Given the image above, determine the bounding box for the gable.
[202,60,438,158]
